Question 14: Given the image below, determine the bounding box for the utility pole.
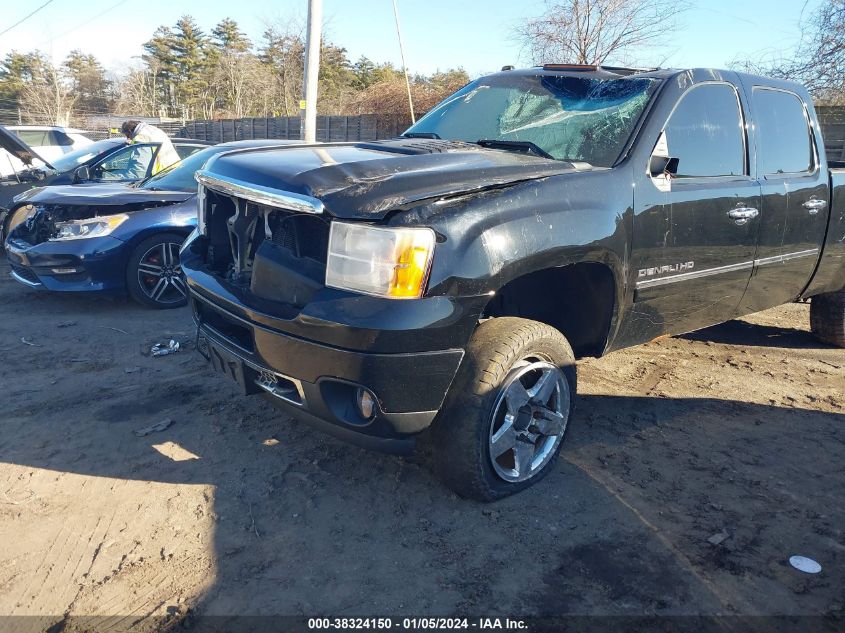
[300,0,322,143]
[392,0,415,124]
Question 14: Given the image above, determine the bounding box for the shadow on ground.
[0,279,842,630]
[681,318,827,349]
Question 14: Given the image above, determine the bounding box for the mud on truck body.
[181,65,845,500]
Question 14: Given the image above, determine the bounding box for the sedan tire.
[126,233,189,309]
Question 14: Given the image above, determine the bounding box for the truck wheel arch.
[480,262,617,359]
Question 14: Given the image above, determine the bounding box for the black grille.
[11,265,40,285]
[268,212,330,265]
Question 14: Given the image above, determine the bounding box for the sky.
[0,0,825,78]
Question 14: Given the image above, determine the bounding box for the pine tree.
[63,51,112,115]
[171,16,212,118]
[0,51,49,112]
[212,18,251,54]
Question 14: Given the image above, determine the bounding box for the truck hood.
[18,183,194,209]
[0,124,53,170]
[201,139,588,219]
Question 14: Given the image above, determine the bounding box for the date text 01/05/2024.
[306,617,528,630]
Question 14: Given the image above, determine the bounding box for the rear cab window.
[752,88,814,176]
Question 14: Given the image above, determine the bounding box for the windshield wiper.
[475,139,554,160]
[402,132,441,139]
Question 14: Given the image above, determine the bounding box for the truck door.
[627,79,761,342]
[737,86,830,313]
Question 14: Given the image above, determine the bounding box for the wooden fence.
[816,106,845,161]
[163,114,412,143]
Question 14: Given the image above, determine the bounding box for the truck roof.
[494,65,808,95]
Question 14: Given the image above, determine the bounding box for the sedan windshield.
[48,138,124,172]
[138,145,220,192]
[405,73,661,167]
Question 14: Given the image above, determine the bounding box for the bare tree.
[213,51,275,118]
[20,63,76,126]
[259,18,305,116]
[516,0,687,66]
[115,64,163,117]
[733,0,845,102]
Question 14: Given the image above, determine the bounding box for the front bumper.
[191,289,465,452]
[5,235,128,292]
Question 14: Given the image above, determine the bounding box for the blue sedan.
[4,139,297,308]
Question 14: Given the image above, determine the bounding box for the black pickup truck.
[181,65,845,500]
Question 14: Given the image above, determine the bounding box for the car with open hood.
[4,139,297,308]
[0,125,93,177]
[0,125,211,226]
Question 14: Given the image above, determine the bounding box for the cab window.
[92,144,158,181]
[752,88,813,176]
[663,83,746,178]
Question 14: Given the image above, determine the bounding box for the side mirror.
[649,155,680,178]
[73,165,91,183]
[649,131,679,179]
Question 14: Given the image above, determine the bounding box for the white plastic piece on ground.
[151,339,180,357]
[789,555,822,574]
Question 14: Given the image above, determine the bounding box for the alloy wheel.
[487,357,570,483]
[136,241,187,305]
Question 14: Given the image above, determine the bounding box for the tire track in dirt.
[12,516,72,614]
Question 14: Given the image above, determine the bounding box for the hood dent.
[204,140,586,219]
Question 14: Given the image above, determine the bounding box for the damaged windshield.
[405,73,661,167]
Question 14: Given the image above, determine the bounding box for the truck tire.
[431,317,576,501]
[126,233,189,309]
[810,289,845,347]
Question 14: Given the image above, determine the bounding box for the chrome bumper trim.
[10,270,42,288]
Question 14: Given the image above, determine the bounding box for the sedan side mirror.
[73,165,91,183]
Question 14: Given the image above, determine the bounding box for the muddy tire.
[126,233,189,309]
[810,289,845,347]
[431,317,576,501]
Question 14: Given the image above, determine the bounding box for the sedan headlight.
[50,214,129,241]
[325,222,436,299]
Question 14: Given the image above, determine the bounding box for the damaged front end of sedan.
[4,187,196,298]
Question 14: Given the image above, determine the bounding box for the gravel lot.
[0,259,842,632]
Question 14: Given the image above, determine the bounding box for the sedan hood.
[200,139,588,219]
[19,183,194,209]
[0,124,53,170]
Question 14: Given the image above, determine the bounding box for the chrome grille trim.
[195,170,324,215]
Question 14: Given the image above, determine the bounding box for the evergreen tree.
[0,51,49,110]
[171,15,213,118]
[212,18,251,54]
[63,51,112,114]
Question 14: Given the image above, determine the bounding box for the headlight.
[50,214,129,241]
[325,222,435,299]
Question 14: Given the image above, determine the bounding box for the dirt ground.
[0,258,842,632]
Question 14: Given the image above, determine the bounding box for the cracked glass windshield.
[406,73,661,167]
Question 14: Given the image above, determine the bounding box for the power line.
[0,0,57,38]
[40,0,131,47]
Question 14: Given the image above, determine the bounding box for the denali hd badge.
[638,261,694,278]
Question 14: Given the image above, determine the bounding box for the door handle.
[727,206,759,226]
[802,198,827,214]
